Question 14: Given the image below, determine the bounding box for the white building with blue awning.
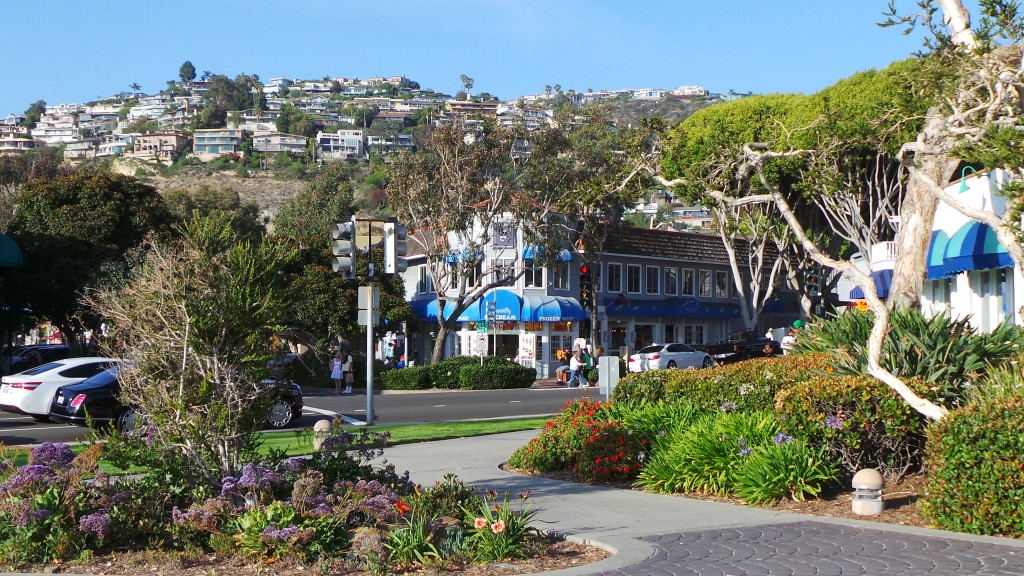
[920,168,1024,332]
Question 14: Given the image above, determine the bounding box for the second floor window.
[646,266,660,294]
[698,270,712,297]
[664,268,678,296]
[682,269,695,296]
[551,260,569,290]
[715,271,729,298]
[493,258,515,284]
[627,265,642,294]
[607,263,622,293]
[523,259,543,288]
[417,266,433,294]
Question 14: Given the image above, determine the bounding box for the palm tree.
[129,82,141,95]
[544,85,552,96]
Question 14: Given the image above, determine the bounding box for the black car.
[9,345,70,373]
[49,367,305,432]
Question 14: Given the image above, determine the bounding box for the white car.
[0,357,120,421]
[627,343,714,373]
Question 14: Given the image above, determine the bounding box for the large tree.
[387,118,566,363]
[179,60,197,84]
[6,171,174,353]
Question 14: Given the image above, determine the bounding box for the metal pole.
[366,283,374,425]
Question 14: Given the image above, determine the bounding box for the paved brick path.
[591,521,1024,575]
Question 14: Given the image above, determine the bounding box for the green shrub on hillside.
[459,363,536,390]
[775,374,937,479]
[922,395,1024,537]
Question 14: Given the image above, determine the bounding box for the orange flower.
[394,499,411,514]
[491,520,506,534]
[474,517,487,529]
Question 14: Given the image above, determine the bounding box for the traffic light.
[579,263,593,309]
[331,217,357,280]
[384,222,409,274]
[805,265,819,295]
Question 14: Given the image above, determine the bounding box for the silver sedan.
[627,343,714,372]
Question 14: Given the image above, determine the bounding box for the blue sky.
[2,0,979,116]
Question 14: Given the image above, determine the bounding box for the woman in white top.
[341,351,354,394]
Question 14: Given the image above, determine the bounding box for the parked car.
[704,330,782,364]
[627,343,714,373]
[49,367,305,432]
[0,357,121,421]
[8,345,70,374]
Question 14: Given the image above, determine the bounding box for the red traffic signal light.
[579,264,590,275]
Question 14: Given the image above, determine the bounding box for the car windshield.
[79,367,119,387]
[19,362,64,376]
[637,345,663,354]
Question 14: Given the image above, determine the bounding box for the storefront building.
[401,226,796,377]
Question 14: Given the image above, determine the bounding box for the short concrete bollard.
[851,468,885,516]
[312,419,333,451]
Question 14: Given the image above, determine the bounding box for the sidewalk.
[382,430,1024,575]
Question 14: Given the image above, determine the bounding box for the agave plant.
[795,307,1022,405]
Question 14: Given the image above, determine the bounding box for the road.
[0,385,600,447]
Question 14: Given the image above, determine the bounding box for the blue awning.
[942,221,1013,275]
[412,299,479,322]
[603,296,675,317]
[479,289,523,321]
[675,298,742,319]
[521,246,574,261]
[926,231,951,280]
[523,294,586,322]
[849,269,894,300]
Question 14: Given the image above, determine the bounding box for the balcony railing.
[870,241,897,267]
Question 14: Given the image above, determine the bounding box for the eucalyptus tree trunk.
[889,113,954,309]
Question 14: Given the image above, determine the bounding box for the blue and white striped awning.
[850,269,893,300]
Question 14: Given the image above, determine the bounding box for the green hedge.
[458,363,536,390]
[380,366,431,390]
[775,374,936,479]
[428,356,506,389]
[922,395,1024,536]
[612,353,833,411]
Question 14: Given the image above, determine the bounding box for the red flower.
[394,499,412,514]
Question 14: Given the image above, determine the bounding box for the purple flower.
[825,415,845,430]
[739,448,753,457]
[261,522,300,542]
[30,442,75,469]
[719,401,737,412]
[79,513,112,540]
[2,464,57,494]
[284,457,305,473]
[737,438,747,449]
[13,504,51,527]
[774,433,794,445]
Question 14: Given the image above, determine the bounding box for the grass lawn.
[2,417,550,468]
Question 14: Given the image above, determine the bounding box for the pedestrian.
[342,350,354,394]
[567,344,586,388]
[765,327,774,341]
[781,322,799,355]
[396,355,406,369]
[330,354,343,395]
[591,346,604,387]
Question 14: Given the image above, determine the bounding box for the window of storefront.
[607,263,622,292]
[627,265,642,293]
[715,271,729,298]
[646,266,660,294]
[493,258,515,284]
[664,268,678,296]
[683,323,705,345]
[634,324,654,349]
[698,270,712,297]
[682,268,695,296]
[523,259,543,288]
[551,261,569,290]
[609,321,628,350]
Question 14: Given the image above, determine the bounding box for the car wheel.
[115,408,138,433]
[702,356,714,369]
[667,360,677,369]
[265,399,294,429]
[32,415,51,423]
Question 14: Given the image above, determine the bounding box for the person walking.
[567,344,586,388]
[330,354,343,395]
[341,350,354,394]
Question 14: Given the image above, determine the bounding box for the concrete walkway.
[382,430,1024,575]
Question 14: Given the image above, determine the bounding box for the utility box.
[598,355,619,399]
